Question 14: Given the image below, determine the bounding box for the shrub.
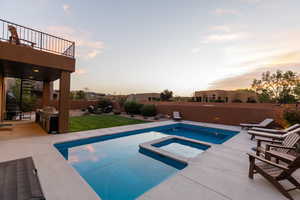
[212,99,225,103]
[160,89,173,101]
[141,104,157,117]
[124,101,143,114]
[283,110,300,125]
[246,98,257,103]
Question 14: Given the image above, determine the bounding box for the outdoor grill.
[36,107,59,134]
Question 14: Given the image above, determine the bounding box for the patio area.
[0,120,47,141]
[0,120,299,200]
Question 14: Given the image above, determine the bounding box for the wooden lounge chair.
[0,157,45,200]
[251,123,300,134]
[248,151,300,200]
[8,25,36,47]
[248,127,300,141]
[172,111,182,121]
[240,118,274,130]
[255,129,300,156]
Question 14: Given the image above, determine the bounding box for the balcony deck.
[0,19,75,81]
[0,40,75,81]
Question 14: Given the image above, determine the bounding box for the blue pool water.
[153,137,210,158]
[55,123,238,200]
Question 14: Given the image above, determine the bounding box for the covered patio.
[0,19,75,133]
[0,120,47,141]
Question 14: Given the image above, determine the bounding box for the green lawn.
[69,115,148,132]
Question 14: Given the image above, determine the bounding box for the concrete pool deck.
[0,120,299,200]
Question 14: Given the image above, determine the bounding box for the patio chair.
[254,129,300,156]
[8,25,36,47]
[8,25,20,45]
[172,111,182,121]
[248,152,300,200]
[251,123,300,134]
[240,118,274,130]
[0,157,45,200]
[248,127,300,141]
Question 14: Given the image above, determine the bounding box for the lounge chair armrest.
[251,127,284,134]
[248,130,284,140]
[256,138,282,143]
[266,144,296,150]
[247,153,289,170]
[265,150,296,164]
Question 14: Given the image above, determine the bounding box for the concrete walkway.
[0,120,299,200]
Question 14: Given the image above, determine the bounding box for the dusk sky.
[2,0,300,96]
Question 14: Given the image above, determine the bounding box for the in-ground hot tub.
[139,135,211,165]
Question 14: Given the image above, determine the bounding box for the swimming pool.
[55,123,238,200]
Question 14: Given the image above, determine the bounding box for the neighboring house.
[194,90,258,103]
[126,93,160,102]
[85,92,105,100]
[54,90,105,100]
[105,95,128,101]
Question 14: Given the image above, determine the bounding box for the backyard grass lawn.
[69,115,148,132]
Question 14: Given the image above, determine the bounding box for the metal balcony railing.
[0,19,75,58]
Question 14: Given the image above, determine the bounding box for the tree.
[70,91,76,99]
[251,70,299,104]
[11,79,37,112]
[294,83,300,102]
[160,90,173,101]
[76,90,86,100]
[257,89,273,103]
[11,79,21,101]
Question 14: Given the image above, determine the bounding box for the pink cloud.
[213,9,239,16]
[74,68,87,75]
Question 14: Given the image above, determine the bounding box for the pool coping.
[139,135,212,165]
[53,121,240,147]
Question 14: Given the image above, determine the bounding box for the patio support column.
[58,71,70,133]
[0,73,5,121]
[42,81,51,108]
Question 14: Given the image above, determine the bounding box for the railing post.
[72,42,75,57]
[40,33,43,50]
